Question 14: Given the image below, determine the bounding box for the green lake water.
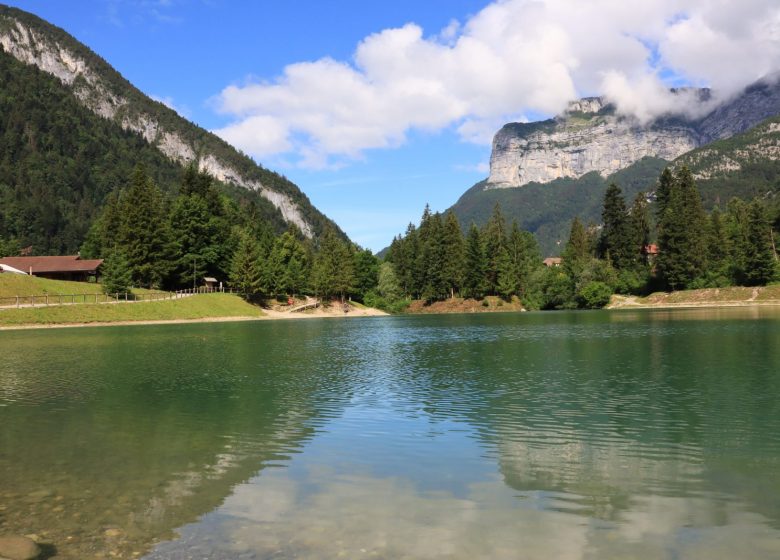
[1,308,780,559]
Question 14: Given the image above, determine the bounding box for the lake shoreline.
[0,305,388,331]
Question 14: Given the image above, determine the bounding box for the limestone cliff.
[0,7,321,237]
[488,98,701,187]
[488,78,780,188]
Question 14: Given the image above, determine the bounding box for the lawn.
[0,293,264,326]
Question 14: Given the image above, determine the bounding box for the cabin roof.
[0,255,103,274]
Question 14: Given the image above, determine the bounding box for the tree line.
[74,165,381,301]
[381,166,779,310]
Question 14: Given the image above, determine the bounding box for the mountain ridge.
[0,4,338,239]
[488,78,780,188]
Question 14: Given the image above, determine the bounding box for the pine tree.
[508,223,542,298]
[563,217,590,280]
[100,249,133,295]
[483,204,507,294]
[441,211,466,298]
[629,193,651,267]
[268,230,309,297]
[706,207,730,280]
[116,165,177,288]
[743,200,776,286]
[419,212,448,302]
[655,167,674,222]
[657,166,707,289]
[496,246,517,299]
[599,183,634,269]
[463,223,487,299]
[312,228,354,301]
[229,230,262,296]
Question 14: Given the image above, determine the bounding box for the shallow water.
[1,308,779,559]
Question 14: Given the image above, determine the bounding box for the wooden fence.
[0,286,234,309]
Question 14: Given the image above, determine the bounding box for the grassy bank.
[608,285,780,309]
[0,293,264,327]
[0,274,159,300]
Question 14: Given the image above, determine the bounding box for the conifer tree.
[483,204,507,294]
[507,222,542,297]
[563,217,590,279]
[229,230,263,296]
[100,249,133,295]
[116,165,177,288]
[706,207,730,280]
[268,229,309,297]
[463,223,487,299]
[599,183,634,269]
[629,193,651,267]
[312,228,354,301]
[655,167,674,222]
[441,211,466,298]
[742,200,776,286]
[657,166,707,289]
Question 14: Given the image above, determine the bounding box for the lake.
[1,308,779,559]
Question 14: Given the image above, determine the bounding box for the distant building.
[203,277,219,290]
[0,255,103,282]
[543,257,563,267]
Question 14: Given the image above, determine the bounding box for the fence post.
[16,296,19,308]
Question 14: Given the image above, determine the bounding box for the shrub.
[577,281,613,309]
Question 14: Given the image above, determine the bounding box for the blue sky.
[6,1,779,251]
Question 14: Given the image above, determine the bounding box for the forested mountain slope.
[0,5,343,253]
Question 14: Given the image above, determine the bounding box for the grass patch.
[0,274,160,301]
[0,293,264,326]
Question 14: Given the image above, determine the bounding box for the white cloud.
[212,0,780,168]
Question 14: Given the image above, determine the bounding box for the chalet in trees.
[0,255,103,282]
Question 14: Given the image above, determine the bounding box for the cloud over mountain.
[213,0,780,168]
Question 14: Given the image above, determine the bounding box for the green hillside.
[0,5,345,254]
[450,157,669,256]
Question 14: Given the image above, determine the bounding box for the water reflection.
[1,309,779,559]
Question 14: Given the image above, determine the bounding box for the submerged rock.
[0,535,41,560]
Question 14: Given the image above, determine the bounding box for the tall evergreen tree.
[629,193,651,267]
[268,229,309,297]
[312,228,354,301]
[563,217,590,279]
[507,223,542,297]
[657,166,708,289]
[483,204,507,294]
[441,211,466,298]
[742,200,776,286]
[463,223,487,299]
[100,249,133,295]
[655,167,675,222]
[116,165,177,288]
[229,229,263,296]
[599,183,634,269]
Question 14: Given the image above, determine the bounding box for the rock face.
[0,536,41,560]
[0,9,315,237]
[488,98,701,187]
[488,78,780,188]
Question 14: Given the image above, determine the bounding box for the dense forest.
[56,163,380,302]
[383,166,780,310]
